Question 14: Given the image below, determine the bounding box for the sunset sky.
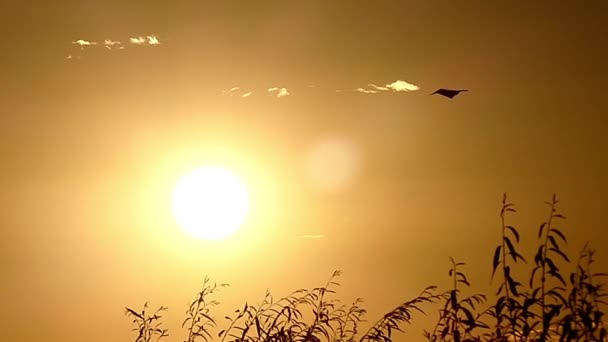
[2,1,608,341]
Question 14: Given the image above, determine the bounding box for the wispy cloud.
[355,88,380,94]
[68,35,158,59]
[104,39,122,50]
[147,35,160,45]
[72,39,97,48]
[130,35,161,46]
[181,81,419,98]
[222,87,253,98]
[348,79,420,94]
[129,36,147,45]
[66,54,83,60]
[277,88,289,98]
[368,83,389,91]
[222,86,241,96]
[268,87,290,98]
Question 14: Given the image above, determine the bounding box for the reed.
[125,194,607,342]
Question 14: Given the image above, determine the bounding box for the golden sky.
[1,1,608,341]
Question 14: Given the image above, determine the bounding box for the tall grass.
[125,194,607,342]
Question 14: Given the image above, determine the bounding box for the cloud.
[71,36,159,48]
[129,36,146,45]
[68,35,156,58]
[386,80,419,92]
[222,86,240,96]
[214,81,416,99]
[368,83,389,91]
[347,79,420,94]
[355,88,379,94]
[221,87,253,98]
[277,88,289,98]
[72,39,96,47]
[66,54,82,61]
[129,35,161,46]
[104,39,122,49]
[147,35,160,45]
[268,87,289,98]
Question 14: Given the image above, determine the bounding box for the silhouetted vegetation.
[125,194,607,341]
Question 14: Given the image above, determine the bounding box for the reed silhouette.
[125,194,607,342]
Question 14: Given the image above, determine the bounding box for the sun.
[171,166,250,241]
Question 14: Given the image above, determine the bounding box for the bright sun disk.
[171,166,250,241]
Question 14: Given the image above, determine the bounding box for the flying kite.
[431,89,469,99]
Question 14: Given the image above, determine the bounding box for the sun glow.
[171,166,250,241]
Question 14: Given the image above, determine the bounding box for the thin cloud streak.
[355,88,380,94]
[212,81,420,98]
[221,86,241,96]
[221,87,254,98]
[68,35,159,57]
[368,83,389,91]
[298,235,325,239]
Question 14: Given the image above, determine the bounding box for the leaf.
[492,246,501,278]
[539,222,547,239]
[506,225,520,242]
[461,306,476,327]
[504,237,520,263]
[182,316,192,328]
[551,228,567,243]
[546,257,559,274]
[450,290,458,310]
[535,245,544,266]
[507,276,520,296]
[255,316,263,337]
[553,271,567,287]
[125,308,144,319]
[548,235,560,251]
[530,266,540,288]
[457,272,470,287]
[549,247,570,262]
[547,289,567,305]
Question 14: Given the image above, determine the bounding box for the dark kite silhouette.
[431,88,469,99]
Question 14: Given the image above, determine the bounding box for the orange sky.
[1,2,608,341]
